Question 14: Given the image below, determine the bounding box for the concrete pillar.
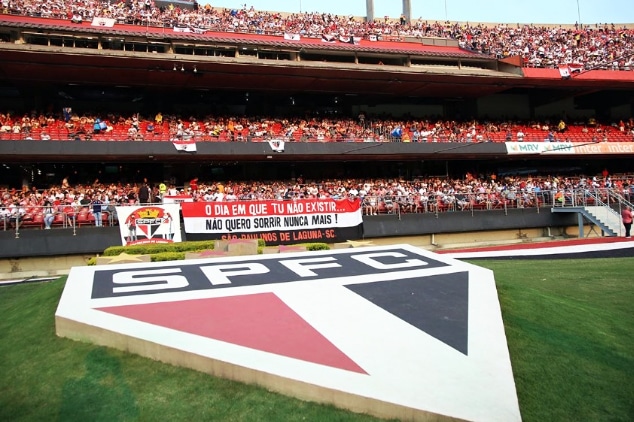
[402,0,411,23]
[366,0,374,22]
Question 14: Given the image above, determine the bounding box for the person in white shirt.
[0,205,11,228]
[203,189,215,202]
[516,129,525,142]
[8,202,26,228]
[167,184,178,196]
[212,190,225,202]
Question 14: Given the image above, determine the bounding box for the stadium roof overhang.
[1,47,632,103]
[0,15,509,99]
[0,15,632,101]
[0,48,514,98]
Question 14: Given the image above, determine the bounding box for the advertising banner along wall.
[181,198,363,244]
[506,142,634,155]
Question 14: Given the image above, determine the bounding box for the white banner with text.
[181,198,363,244]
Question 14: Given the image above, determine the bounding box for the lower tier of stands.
[0,207,584,259]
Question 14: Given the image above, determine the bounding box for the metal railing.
[3,188,632,236]
[361,187,633,219]
[2,127,633,143]
[1,204,119,238]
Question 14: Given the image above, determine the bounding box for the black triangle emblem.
[346,272,469,355]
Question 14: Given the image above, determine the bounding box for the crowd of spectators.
[1,109,633,143]
[2,171,632,230]
[2,1,634,71]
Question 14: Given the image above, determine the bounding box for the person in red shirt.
[189,177,199,193]
[621,206,632,238]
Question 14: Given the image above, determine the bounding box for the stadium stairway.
[552,205,623,237]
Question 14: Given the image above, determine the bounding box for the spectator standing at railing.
[622,206,632,238]
[91,194,103,227]
[126,186,138,205]
[189,177,199,193]
[8,202,25,229]
[101,193,112,220]
[43,200,55,229]
[138,179,151,204]
[159,182,167,198]
[105,202,117,227]
[516,128,524,142]
[152,186,162,203]
[167,184,178,196]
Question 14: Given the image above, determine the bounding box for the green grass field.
[1,258,633,422]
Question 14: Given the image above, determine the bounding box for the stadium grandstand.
[0,2,633,257]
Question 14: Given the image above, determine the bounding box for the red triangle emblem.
[97,293,366,374]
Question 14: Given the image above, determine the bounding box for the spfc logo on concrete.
[56,245,521,421]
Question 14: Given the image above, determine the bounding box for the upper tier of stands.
[2,2,633,71]
[1,111,633,143]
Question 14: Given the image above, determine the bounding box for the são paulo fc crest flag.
[558,65,571,79]
[268,139,285,152]
[116,204,182,246]
[172,138,197,152]
[559,63,583,79]
[283,33,301,41]
[338,35,361,45]
[321,34,337,43]
[91,17,115,27]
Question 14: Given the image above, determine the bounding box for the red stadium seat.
[76,211,90,227]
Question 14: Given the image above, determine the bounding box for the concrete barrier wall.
[362,208,576,237]
[0,208,579,259]
[0,228,122,259]
[0,139,507,161]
